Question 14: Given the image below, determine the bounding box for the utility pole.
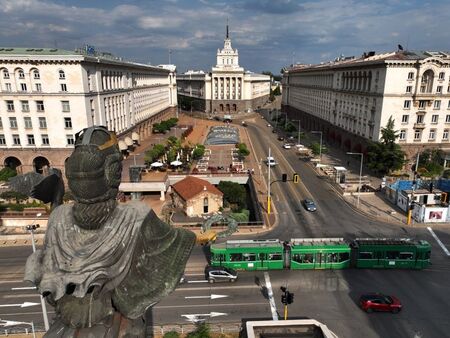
[267,147,271,215]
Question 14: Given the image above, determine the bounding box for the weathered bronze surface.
[24,126,195,337]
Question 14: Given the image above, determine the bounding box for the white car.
[283,143,292,149]
[265,156,278,166]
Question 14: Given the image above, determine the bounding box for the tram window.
[375,251,383,259]
[214,254,225,262]
[301,254,314,263]
[230,253,243,261]
[292,254,302,263]
[328,253,338,263]
[338,252,349,262]
[243,253,256,261]
[386,251,399,259]
[399,252,413,260]
[359,252,373,259]
[268,253,282,261]
[425,251,431,259]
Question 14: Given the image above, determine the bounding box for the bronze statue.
[24,126,195,337]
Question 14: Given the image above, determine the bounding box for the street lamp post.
[293,120,301,145]
[347,152,364,208]
[312,131,323,162]
[267,147,272,215]
[25,213,49,331]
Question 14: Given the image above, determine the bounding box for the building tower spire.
[226,18,229,39]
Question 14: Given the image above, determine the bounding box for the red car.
[359,293,402,313]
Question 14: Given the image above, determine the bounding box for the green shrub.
[0,167,17,182]
[186,323,211,338]
[192,144,205,160]
[230,209,250,222]
[163,331,180,338]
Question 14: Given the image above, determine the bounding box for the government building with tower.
[177,25,270,115]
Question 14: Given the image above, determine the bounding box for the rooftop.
[172,176,223,201]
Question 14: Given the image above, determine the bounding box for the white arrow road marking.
[11,287,37,290]
[0,302,39,308]
[181,312,227,322]
[427,227,450,256]
[187,280,209,283]
[185,294,229,300]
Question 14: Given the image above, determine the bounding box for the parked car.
[205,266,238,283]
[277,136,285,141]
[303,198,317,212]
[359,293,402,313]
[283,143,292,149]
[267,123,271,127]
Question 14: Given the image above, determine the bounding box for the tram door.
[283,242,291,269]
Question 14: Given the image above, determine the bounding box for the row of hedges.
[153,118,178,134]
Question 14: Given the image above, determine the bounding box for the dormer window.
[59,70,65,80]
[33,70,40,79]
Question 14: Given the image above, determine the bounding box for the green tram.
[210,238,431,271]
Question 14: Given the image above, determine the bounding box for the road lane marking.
[185,294,228,300]
[2,294,40,299]
[176,284,259,292]
[264,272,278,321]
[427,227,450,256]
[156,302,266,309]
[186,280,209,283]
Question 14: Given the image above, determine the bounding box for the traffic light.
[281,293,287,305]
[293,173,299,184]
[287,292,294,304]
[282,173,287,182]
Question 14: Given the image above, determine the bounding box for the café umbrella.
[170,160,183,166]
[150,161,164,168]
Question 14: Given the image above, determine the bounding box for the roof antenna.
[226,17,229,39]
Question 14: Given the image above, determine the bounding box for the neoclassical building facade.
[177,26,270,114]
[282,50,450,159]
[0,48,177,173]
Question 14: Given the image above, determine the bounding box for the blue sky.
[0,0,449,74]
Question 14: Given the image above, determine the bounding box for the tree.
[417,148,444,177]
[186,323,211,338]
[218,181,247,211]
[237,143,250,159]
[144,144,165,164]
[163,331,180,338]
[273,85,281,96]
[192,144,205,160]
[310,142,327,156]
[0,191,28,203]
[0,167,17,182]
[366,116,405,175]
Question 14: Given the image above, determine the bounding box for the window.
[431,115,439,123]
[35,83,42,92]
[437,86,442,93]
[5,83,11,92]
[268,253,282,261]
[386,251,400,259]
[61,101,70,112]
[33,70,40,79]
[12,134,20,145]
[230,253,242,262]
[6,100,14,111]
[448,101,450,109]
[9,117,17,128]
[60,83,67,92]
[401,115,409,123]
[59,70,65,79]
[416,115,424,123]
[403,100,411,109]
[66,134,75,145]
[0,134,5,145]
[434,100,441,109]
[0,117,2,129]
[399,130,406,140]
[3,69,9,79]
[419,100,427,109]
[407,72,414,80]
[359,252,373,259]
[447,115,450,123]
[429,129,436,140]
[406,86,412,93]
[18,69,25,79]
[24,117,32,129]
[20,83,27,91]
[64,117,72,129]
[414,130,422,140]
[439,72,445,80]
[443,129,449,140]
[21,100,29,112]
[36,101,44,112]
[243,253,256,261]
[339,252,350,262]
[38,117,47,129]
[42,134,49,145]
[27,134,35,145]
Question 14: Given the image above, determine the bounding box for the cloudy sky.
[0,0,449,74]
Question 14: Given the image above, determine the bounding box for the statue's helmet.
[65,126,122,203]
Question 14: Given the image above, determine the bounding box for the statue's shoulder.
[117,200,152,217]
[48,203,72,221]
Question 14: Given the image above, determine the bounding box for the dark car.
[303,198,317,212]
[205,266,238,283]
[359,293,402,313]
[277,136,285,141]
